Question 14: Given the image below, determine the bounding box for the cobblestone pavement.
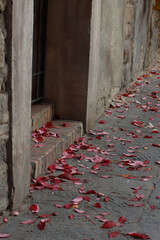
[1,61,160,239]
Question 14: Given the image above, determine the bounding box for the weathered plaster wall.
[0,0,9,212]
[96,0,125,118]
[87,0,125,130]
[7,0,33,209]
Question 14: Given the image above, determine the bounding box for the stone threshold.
[31,103,54,132]
[30,120,84,179]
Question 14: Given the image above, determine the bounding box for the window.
[32,0,48,103]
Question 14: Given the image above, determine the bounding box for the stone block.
[0,0,7,12]
[0,93,8,112]
[0,30,5,68]
[0,162,8,212]
[125,4,135,24]
[125,23,134,38]
[0,142,6,163]
[0,124,8,136]
[0,112,9,124]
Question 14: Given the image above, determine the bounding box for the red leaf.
[69,214,75,219]
[30,204,40,213]
[94,203,101,208]
[86,190,97,195]
[108,231,120,238]
[21,219,36,224]
[150,205,156,210]
[152,143,160,148]
[119,216,127,224]
[0,234,11,238]
[104,197,110,202]
[129,203,144,207]
[101,221,117,229]
[39,214,51,218]
[54,202,63,208]
[83,196,91,202]
[13,211,19,216]
[126,232,150,239]
[37,221,46,230]
[74,209,86,214]
[99,120,107,124]
[3,216,8,223]
[72,196,83,203]
[44,121,54,128]
[48,164,56,173]
[64,203,73,209]
[96,136,101,140]
[62,123,69,127]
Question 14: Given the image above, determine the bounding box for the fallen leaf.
[13,211,19,216]
[37,221,46,230]
[21,219,36,224]
[150,205,156,210]
[126,232,150,239]
[94,203,101,208]
[74,209,86,214]
[104,197,110,202]
[108,231,120,238]
[99,120,107,124]
[86,190,97,195]
[3,216,8,223]
[69,214,75,219]
[30,204,40,213]
[64,203,73,209]
[101,221,117,229]
[0,234,11,238]
[129,203,144,207]
[54,202,63,208]
[119,216,127,224]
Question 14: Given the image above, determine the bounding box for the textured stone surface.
[0,0,8,212]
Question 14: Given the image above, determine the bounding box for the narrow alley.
[0,59,160,239]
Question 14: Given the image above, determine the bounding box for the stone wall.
[123,0,159,88]
[0,0,9,212]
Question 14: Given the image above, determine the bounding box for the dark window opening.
[32,0,48,104]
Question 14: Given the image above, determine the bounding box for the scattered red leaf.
[12,211,19,216]
[150,205,156,210]
[0,234,11,238]
[21,219,36,224]
[3,216,8,223]
[83,196,91,202]
[74,209,86,214]
[69,214,75,219]
[37,221,46,230]
[99,120,107,124]
[54,202,63,208]
[62,123,69,127]
[101,221,117,229]
[151,143,160,148]
[119,216,127,224]
[129,203,144,207]
[104,197,110,202]
[108,231,120,238]
[30,204,40,213]
[126,232,150,239]
[94,203,101,208]
[64,203,73,209]
[86,190,97,195]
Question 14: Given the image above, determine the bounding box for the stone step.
[31,103,54,132]
[30,120,84,179]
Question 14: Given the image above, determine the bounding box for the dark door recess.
[32,0,48,103]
